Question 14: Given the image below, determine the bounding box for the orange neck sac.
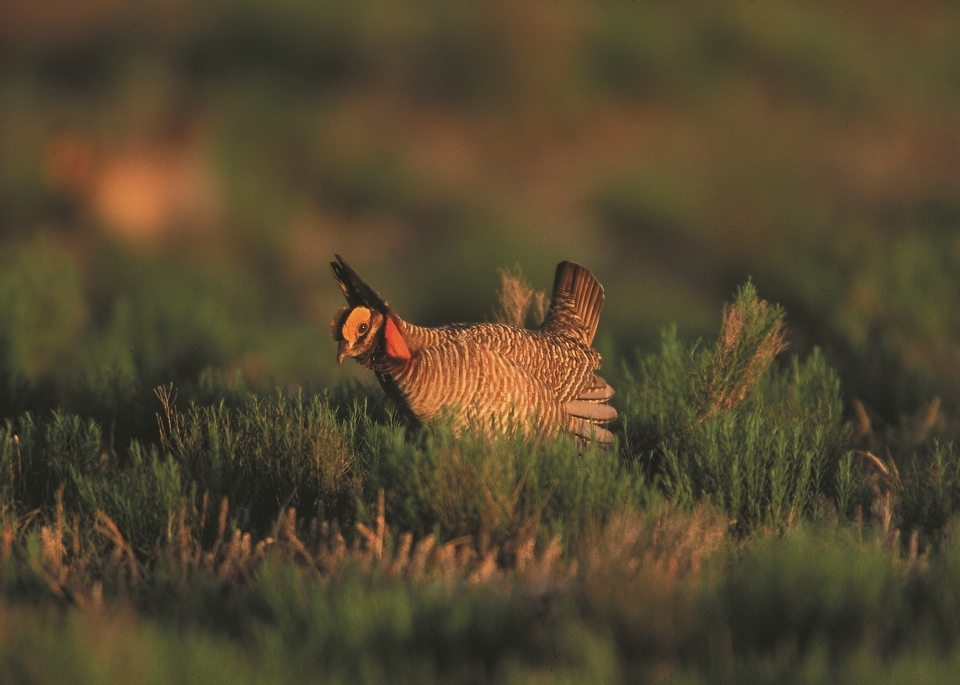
[383,316,412,362]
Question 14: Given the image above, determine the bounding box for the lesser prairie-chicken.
[331,256,617,445]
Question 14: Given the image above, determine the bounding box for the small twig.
[856,449,889,476]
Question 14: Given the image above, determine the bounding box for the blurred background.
[1,0,959,433]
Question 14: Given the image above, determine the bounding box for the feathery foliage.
[358,418,645,547]
[621,282,851,532]
[156,385,359,531]
[493,266,548,329]
[1,280,960,681]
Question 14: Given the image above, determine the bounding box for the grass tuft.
[695,281,788,421]
[493,265,548,329]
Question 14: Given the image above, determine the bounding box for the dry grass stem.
[873,490,898,550]
[155,383,181,453]
[853,399,873,441]
[494,266,547,329]
[857,450,890,477]
[96,511,141,584]
[0,524,13,570]
[587,505,727,583]
[698,294,787,421]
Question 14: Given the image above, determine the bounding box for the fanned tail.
[539,261,605,345]
[566,374,617,447]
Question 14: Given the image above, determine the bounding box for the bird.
[330,255,617,446]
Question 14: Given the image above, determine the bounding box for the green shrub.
[893,441,960,541]
[621,283,852,532]
[0,411,183,556]
[159,388,359,533]
[357,415,647,548]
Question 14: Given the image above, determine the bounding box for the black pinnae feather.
[330,255,388,311]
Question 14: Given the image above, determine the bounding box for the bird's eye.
[357,322,369,335]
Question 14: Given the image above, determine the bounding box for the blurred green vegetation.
[2,0,960,426]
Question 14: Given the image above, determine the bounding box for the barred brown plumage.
[330,256,617,446]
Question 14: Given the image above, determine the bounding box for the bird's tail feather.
[540,261,605,345]
[566,374,617,447]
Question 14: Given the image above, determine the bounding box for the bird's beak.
[337,340,350,365]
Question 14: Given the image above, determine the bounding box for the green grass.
[0,283,959,682]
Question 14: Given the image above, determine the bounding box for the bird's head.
[330,256,411,367]
[331,305,385,364]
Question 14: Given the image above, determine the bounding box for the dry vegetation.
[493,267,548,329]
